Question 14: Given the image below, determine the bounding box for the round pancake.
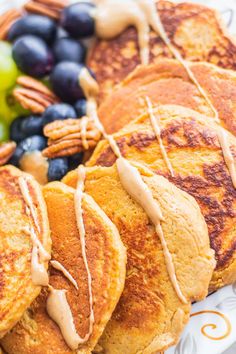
[98,59,236,135]
[1,182,126,354]
[63,164,215,353]
[87,104,236,291]
[0,165,51,338]
[88,0,236,101]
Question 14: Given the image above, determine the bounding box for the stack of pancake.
[1,1,236,354]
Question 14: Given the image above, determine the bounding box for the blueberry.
[19,135,47,152]
[53,37,86,64]
[9,135,46,166]
[21,115,44,137]
[8,15,57,44]
[68,152,84,170]
[74,98,87,118]
[50,62,85,103]
[61,2,95,38]
[10,115,44,142]
[12,35,54,78]
[47,157,69,181]
[42,103,77,126]
[10,116,26,143]
[8,145,24,167]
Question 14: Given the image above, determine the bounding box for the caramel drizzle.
[46,287,82,351]
[145,96,174,177]
[150,3,236,188]
[74,165,95,343]
[80,116,89,150]
[18,175,50,286]
[50,260,79,290]
[93,0,236,188]
[79,68,187,304]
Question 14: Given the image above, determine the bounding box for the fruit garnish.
[10,115,44,142]
[53,37,86,64]
[0,119,9,142]
[50,61,85,103]
[0,41,18,91]
[74,98,87,118]
[12,35,54,78]
[61,2,95,38]
[47,157,69,181]
[9,135,46,166]
[42,103,77,126]
[8,15,57,44]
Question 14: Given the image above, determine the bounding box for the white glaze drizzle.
[19,176,50,286]
[46,288,82,351]
[92,0,151,64]
[146,1,236,188]
[47,166,95,349]
[74,165,95,343]
[79,67,187,304]
[50,260,79,290]
[18,175,41,233]
[92,0,236,188]
[80,116,89,150]
[145,96,174,177]
[23,226,50,286]
[116,157,187,304]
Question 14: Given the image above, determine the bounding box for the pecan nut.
[43,118,102,158]
[24,0,68,20]
[0,142,16,166]
[13,76,60,114]
[0,9,22,40]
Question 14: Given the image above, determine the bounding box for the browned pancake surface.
[63,164,215,353]
[0,165,51,338]
[98,59,236,135]
[1,182,126,354]
[88,0,236,101]
[87,105,236,290]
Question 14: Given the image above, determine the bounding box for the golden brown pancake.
[0,165,51,338]
[1,182,126,354]
[88,0,236,101]
[87,105,236,291]
[98,59,236,136]
[63,164,215,353]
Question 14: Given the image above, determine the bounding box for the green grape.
[0,91,29,124]
[0,41,19,91]
[0,119,9,142]
[0,41,12,57]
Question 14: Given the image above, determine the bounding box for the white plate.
[2,1,236,353]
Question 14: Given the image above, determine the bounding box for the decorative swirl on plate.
[190,310,232,341]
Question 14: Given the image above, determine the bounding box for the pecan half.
[0,141,16,166]
[43,118,102,158]
[24,0,68,20]
[13,76,60,114]
[0,9,22,40]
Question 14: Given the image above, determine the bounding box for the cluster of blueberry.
[4,2,96,181]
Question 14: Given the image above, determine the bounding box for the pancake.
[0,165,51,338]
[87,104,236,291]
[63,164,215,353]
[1,182,126,354]
[98,59,236,135]
[88,0,236,101]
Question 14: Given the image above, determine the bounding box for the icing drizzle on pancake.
[19,175,50,286]
[80,116,89,150]
[50,260,79,290]
[46,288,82,350]
[92,0,236,189]
[145,96,174,177]
[74,165,95,343]
[79,67,187,304]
